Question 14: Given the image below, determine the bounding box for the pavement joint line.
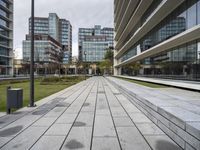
[106,78,185,150]
[0,79,92,149]
[0,80,86,129]
[29,79,95,150]
[104,78,154,150]
[101,78,123,150]
[89,80,99,150]
[58,79,97,150]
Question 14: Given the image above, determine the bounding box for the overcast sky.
[14,0,114,58]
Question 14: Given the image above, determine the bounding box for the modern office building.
[26,13,72,64]
[78,25,114,62]
[0,0,13,76]
[114,0,200,81]
[23,34,62,63]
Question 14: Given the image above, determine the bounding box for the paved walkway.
[0,77,182,150]
[116,75,200,91]
[108,77,200,150]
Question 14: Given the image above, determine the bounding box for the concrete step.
[107,78,200,150]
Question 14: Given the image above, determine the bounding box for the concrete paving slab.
[129,112,152,123]
[145,135,182,150]
[30,136,65,150]
[62,127,92,150]
[32,117,57,127]
[136,123,165,135]
[93,115,116,137]
[75,112,94,127]
[113,117,134,127]
[45,124,72,136]
[92,137,121,150]
[56,114,77,124]
[186,122,200,140]
[0,126,48,150]
[117,126,151,150]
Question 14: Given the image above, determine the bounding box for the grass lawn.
[0,76,86,112]
[116,77,168,88]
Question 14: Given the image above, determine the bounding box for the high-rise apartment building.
[78,25,114,62]
[0,0,13,76]
[25,13,72,64]
[114,0,200,81]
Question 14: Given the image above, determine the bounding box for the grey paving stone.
[93,115,116,137]
[1,126,48,150]
[43,107,66,117]
[113,117,134,127]
[136,123,165,135]
[186,122,200,140]
[30,136,65,150]
[185,143,196,150]
[157,121,185,149]
[75,112,94,127]
[45,124,72,136]
[145,135,182,150]
[158,106,200,129]
[92,137,121,150]
[0,137,12,147]
[129,112,152,123]
[117,126,151,150]
[165,121,200,150]
[110,107,128,117]
[56,114,77,124]
[0,115,40,138]
[32,117,57,127]
[61,127,92,150]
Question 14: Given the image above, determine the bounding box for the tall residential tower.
[114,0,200,81]
[0,0,13,76]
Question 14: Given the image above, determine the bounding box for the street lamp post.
[84,51,87,80]
[29,0,35,107]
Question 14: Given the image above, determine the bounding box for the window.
[187,0,197,29]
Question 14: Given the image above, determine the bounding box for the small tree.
[98,47,114,75]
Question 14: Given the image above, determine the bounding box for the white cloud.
[14,0,114,57]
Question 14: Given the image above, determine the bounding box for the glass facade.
[122,40,200,80]
[82,41,110,62]
[23,35,62,63]
[115,0,200,81]
[79,25,114,61]
[0,0,13,76]
[121,0,200,63]
[25,13,72,64]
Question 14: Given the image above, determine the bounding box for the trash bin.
[7,87,23,114]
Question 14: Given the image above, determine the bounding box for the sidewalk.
[107,77,200,150]
[0,77,182,150]
[115,75,200,91]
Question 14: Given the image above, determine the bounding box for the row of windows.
[0,47,9,56]
[0,26,8,36]
[0,56,9,65]
[0,0,9,9]
[121,0,200,62]
[0,18,8,27]
[122,40,200,80]
[0,8,9,18]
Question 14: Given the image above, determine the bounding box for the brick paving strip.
[0,77,184,150]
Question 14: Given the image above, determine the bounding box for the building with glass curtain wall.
[26,13,72,64]
[114,0,200,81]
[78,25,114,62]
[0,0,13,76]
